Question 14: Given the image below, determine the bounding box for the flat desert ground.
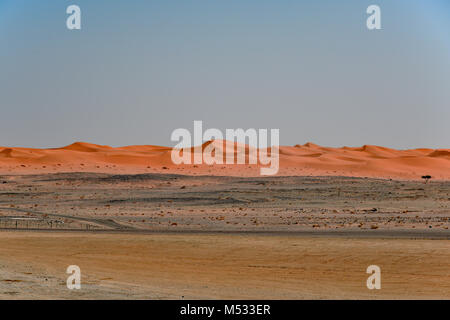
[0,142,449,299]
[1,232,449,299]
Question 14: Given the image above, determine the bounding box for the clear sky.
[0,0,449,149]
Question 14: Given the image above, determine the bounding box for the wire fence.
[0,218,99,231]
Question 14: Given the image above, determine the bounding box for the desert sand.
[0,142,449,299]
[0,172,448,299]
[0,231,449,299]
[0,141,449,180]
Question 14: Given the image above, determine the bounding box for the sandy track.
[0,231,449,299]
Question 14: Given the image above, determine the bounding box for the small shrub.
[421,175,432,184]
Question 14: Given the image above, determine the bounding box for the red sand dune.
[0,141,449,180]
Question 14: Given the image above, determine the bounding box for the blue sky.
[0,0,449,148]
